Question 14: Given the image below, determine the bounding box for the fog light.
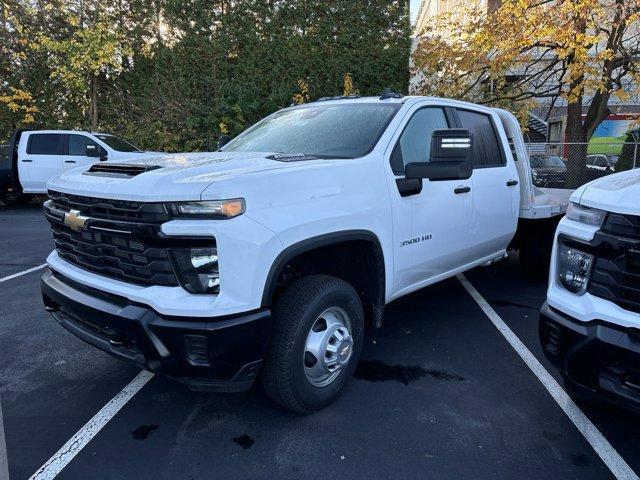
[184,334,209,366]
[557,243,594,295]
[170,247,220,294]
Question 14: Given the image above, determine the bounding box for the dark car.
[529,154,567,188]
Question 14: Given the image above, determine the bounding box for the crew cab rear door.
[386,102,474,296]
[453,108,519,258]
[18,133,65,193]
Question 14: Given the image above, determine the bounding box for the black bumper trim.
[41,268,271,392]
[539,302,640,412]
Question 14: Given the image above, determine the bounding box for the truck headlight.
[170,247,220,294]
[166,199,245,219]
[557,243,594,295]
[566,202,605,227]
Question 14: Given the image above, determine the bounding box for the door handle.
[507,180,519,187]
[21,159,33,163]
[64,160,77,164]
[454,186,471,194]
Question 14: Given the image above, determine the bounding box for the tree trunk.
[89,75,98,130]
[564,100,590,189]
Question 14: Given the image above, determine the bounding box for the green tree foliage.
[1,0,410,151]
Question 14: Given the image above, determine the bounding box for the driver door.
[63,134,104,170]
[387,104,472,297]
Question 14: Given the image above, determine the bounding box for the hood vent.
[84,163,162,178]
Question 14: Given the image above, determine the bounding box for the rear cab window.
[456,109,506,168]
[27,134,64,155]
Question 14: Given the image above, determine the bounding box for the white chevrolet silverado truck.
[0,129,152,205]
[540,168,640,412]
[40,93,568,413]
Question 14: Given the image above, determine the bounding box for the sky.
[410,0,421,23]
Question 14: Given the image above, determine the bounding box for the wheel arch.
[261,230,386,327]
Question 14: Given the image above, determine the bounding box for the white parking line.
[28,371,154,480]
[0,264,46,284]
[0,399,9,480]
[457,273,639,480]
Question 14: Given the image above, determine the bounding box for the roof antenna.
[380,88,403,100]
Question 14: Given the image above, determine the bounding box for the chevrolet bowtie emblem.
[63,209,89,231]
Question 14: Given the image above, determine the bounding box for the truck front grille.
[589,257,640,314]
[601,213,640,241]
[50,222,178,286]
[48,190,170,223]
[45,192,178,287]
[588,213,640,314]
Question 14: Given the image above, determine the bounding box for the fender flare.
[260,229,385,308]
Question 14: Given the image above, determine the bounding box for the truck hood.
[575,169,640,215]
[47,151,327,201]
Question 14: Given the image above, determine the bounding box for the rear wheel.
[519,218,558,278]
[261,275,364,413]
[0,193,31,207]
[519,229,548,277]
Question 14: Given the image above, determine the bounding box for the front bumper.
[539,302,640,413]
[41,268,271,392]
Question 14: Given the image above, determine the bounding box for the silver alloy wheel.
[303,306,354,388]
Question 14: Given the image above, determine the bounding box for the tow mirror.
[405,129,473,181]
[218,135,232,149]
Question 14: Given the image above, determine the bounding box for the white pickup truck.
[0,129,150,205]
[40,94,568,413]
[540,168,640,413]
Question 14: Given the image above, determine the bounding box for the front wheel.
[261,275,364,413]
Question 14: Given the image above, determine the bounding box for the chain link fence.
[525,142,640,190]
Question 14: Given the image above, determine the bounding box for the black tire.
[519,234,547,277]
[261,274,364,414]
[0,193,31,207]
[519,222,554,278]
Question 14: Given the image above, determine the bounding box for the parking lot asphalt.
[0,203,637,480]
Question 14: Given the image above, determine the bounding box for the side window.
[391,107,448,175]
[27,134,64,155]
[68,134,99,156]
[457,110,505,168]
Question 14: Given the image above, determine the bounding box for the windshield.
[95,134,142,153]
[223,104,399,159]
[530,155,565,168]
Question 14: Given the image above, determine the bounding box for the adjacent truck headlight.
[171,247,220,294]
[166,199,245,219]
[566,202,605,227]
[557,243,594,295]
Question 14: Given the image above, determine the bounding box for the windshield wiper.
[267,153,311,161]
[266,152,351,161]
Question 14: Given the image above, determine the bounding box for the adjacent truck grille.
[588,213,640,314]
[45,191,178,287]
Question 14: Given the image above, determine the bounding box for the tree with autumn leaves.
[412,0,640,185]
